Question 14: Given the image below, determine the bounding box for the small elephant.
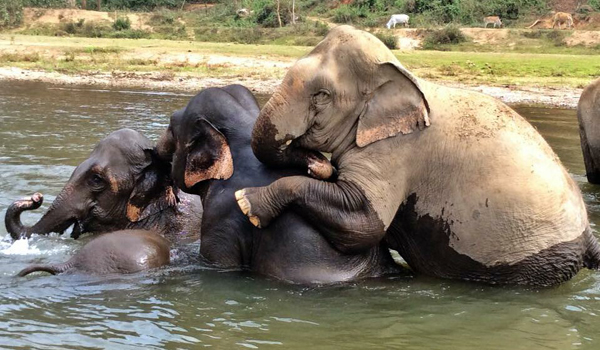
[157,84,398,284]
[578,78,600,184]
[235,26,600,286]
[5,128,202,243]
[17,230,170,276]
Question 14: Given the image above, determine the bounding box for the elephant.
[156,84,399,284]
[578,77,600,184]
[17,230,170,276]
[234,25,600,286]
[5,128,202,243]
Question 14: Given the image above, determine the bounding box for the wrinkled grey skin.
[5,128,202,243]
[578,78,600,184]
[236,25,600,286]
[17,230,170,276]
[157,84,399,284]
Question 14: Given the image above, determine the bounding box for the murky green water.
[1,81,599,349]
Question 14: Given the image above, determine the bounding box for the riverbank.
[0,66,584,108]
[0,34,593,108]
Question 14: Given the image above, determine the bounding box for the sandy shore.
[0,66,583,108]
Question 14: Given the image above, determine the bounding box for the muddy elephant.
[579,78,600,184]
[17,230,170,276]
[5,128,202,242]
[235,25,600,286]
[157,84,398,284]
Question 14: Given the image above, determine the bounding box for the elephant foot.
[235,188,276,228]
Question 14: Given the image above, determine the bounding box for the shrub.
[332,5,359,24]
[113,16,131,31]
[0,0,23,29]
[375,32,397,49]
[423,24,466,45]
[421,24,467,50]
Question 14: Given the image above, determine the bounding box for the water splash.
[0,238,41,255]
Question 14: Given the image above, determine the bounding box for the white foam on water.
[0,238,41,255]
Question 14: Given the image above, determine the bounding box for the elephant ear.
[356,62,430,147]
[126,149,179,223]
[184,119,234,189]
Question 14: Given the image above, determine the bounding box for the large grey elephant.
[578,77,600,184]
[235,25,600,286]
[5,129,202,243]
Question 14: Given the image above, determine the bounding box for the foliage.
[23,0,186,10]
[374,31,397,49]
[113,16,131,31]
[422,24,467,49]
[590,0,600,11]
[0,0,23,29]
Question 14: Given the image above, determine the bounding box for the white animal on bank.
[386,14,409,29]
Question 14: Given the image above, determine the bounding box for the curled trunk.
[5,192,76,240]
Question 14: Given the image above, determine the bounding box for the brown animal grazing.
[17,230,170,276]
[552,12,574,29]
[483,16,502,28]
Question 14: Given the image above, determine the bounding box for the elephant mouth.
[59,218,86,239]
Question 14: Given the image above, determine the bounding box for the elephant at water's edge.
[235,25,600,286]
[578,77,600,184]
[157,84,399,284]
[5,129,202,243]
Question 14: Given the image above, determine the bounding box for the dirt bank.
[0,66,583,108]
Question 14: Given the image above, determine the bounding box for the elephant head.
[251,25,430,172]
[157,87,260,194]
[578,78,600,184]
[5,128,177,240]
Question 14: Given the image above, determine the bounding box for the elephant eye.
[312,90,331,105]
[88,174,106,190]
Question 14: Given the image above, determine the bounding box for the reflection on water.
[1,81,599,349]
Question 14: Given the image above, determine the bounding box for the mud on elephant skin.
[5,128,202,243]
[157,84,400,284]
[578,77,600,185]
[236,25,600,286]
[17,230,170,277]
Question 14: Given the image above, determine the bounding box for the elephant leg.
[236,176,385,254]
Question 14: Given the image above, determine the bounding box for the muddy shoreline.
[0,67,583,108]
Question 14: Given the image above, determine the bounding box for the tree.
[97,0,101,11]
[292,0,295,25]
[82,0,87,9]
[276,0,282,27]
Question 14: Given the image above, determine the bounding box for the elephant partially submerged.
[236,25,600,286]
[578,78,600,184]
[17,230,170,277]
[5,129,202,242]
[157,84,399,284]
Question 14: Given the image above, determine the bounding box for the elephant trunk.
[17,262,71,277]
[5,188,78,240]
[5,193,44,240]
[251,92,316,170]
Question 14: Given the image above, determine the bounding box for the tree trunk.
[97,0,101,11]
[66,0,76,8]
[81,0,87,10]
[292,0,295,25]
[276,0,282,27]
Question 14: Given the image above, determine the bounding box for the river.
[1,81,599,349]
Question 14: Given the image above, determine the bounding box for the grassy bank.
[0,34,597,89]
